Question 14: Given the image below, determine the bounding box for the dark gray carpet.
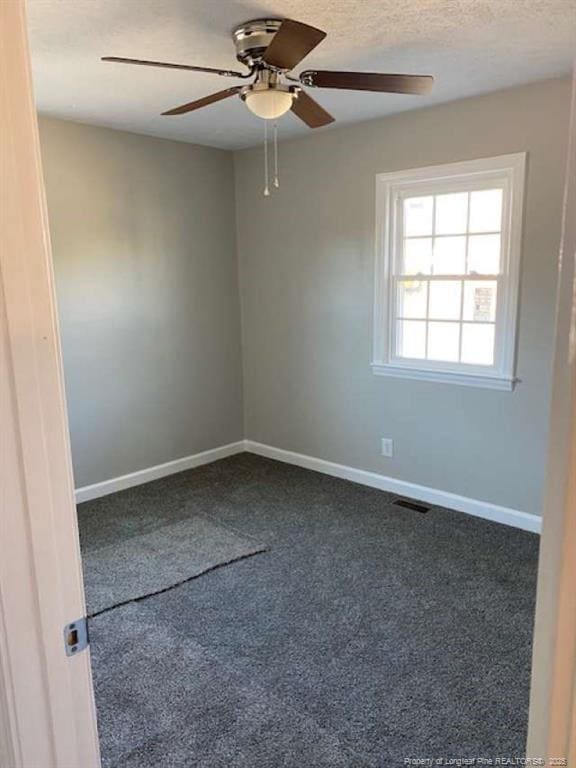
[80,453,539,767]
[81,514,265,615]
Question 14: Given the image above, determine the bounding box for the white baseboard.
[75,437,542,534]
[75,441,245,503]
[244,440,542,534]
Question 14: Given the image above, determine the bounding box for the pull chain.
[263,120,270,197]
[273,121,279,189]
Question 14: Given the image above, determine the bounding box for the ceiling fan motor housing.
[232,19,284,68]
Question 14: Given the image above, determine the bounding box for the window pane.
[403,238,432,274]
[397,280,427,319]
[469,189,503,233]
[397,320,426,359]
[428,322,460,362]
[468,234,501,274]
[463,280,497,322]
[404,196,433,236]
[432,236,466,274]
[435,192,468,235]
[429,280,462,320]
[461,323,495,365]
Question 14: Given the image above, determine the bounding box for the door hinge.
[63,617,89,656]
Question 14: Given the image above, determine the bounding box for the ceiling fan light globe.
[244,89,294,120]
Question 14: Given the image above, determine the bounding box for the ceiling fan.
[102,18,434,127]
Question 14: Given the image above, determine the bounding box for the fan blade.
[300,70,434,95]
[162,87,242,116]
[262,19,326,70]
[291,90,334,128]
[102,57,246,78]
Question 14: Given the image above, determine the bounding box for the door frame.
[0,1,100,766]
[527,69,576,764]
[0,0,574,762]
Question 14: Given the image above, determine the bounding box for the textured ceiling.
[28,0,576,150]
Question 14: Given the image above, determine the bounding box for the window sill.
[371,362,517,391]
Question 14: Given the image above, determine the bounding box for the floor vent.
[393,498,431,514]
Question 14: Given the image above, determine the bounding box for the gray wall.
[40,118,243,488]
[235,78,571,517]
[40,78,569,513]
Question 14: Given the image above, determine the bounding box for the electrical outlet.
[381,438,393,458]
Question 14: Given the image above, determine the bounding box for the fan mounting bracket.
[232,19,283,68]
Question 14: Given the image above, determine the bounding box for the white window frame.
[372,153,526,391]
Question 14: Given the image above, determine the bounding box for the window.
[372,154,526,390]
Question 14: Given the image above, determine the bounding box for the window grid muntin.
[394,187,504,367]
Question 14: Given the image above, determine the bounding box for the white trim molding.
[373,153,526,390]
[527,68,576,762]
[0,2,101,763]
[370,362,517,390]
[245,441,542,534]
[75,441,245,503]
[75,438,542,534]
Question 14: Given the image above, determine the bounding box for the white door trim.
[527,66,576,763]
[0,1,100,765]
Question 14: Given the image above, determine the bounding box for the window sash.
[394,273,500,281]
[396,173,508,200]
[403,231,501,238]
[400,234,503,277]
[396,187,506,277]
[389,179,511,375]
[390,283,503,371]
[393,319,498,364]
